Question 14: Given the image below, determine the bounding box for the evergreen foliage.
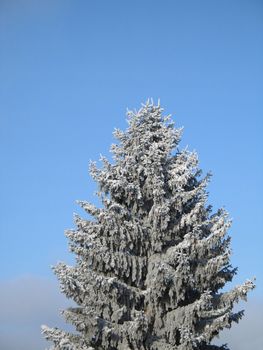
[42,101,255,350]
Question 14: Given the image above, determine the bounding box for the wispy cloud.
[0,275,262,350]
[213,299,263,349]
[0,275,72,350]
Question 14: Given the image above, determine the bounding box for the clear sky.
[0,1,262,349]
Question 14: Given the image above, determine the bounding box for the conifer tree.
[42,101,255,350]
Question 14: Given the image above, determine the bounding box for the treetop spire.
[42,101,255,350]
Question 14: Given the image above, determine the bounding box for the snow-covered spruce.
[42,101,255,350]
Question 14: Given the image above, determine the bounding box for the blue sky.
[0,1,262,349]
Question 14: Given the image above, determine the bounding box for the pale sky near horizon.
[0,1,262,349]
